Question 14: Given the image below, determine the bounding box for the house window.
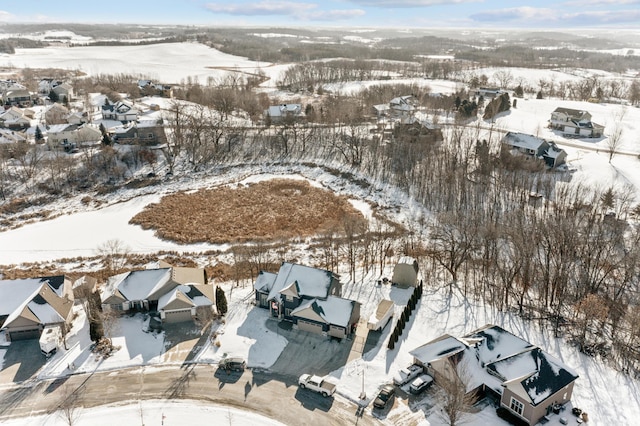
[510,397,524,416]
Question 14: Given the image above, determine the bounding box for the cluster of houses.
[0,261,215,345]
[0,76,170,151]
[0,256,579,425]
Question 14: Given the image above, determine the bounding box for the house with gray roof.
[501,132,567,168]
[254,262,359,338]
[410,324,579,425]
[265,104,303,123]
[550,107,604,138]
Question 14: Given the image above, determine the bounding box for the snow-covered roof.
[502,132,547,151]
[410,335,466,364]
[490,346,578,405]
[267,104,301,117]
[105,268,172,302]
[291,296,356,328]
[0,276,71,329]
[157,284,213,310]
[0,278,43,316]
[410,324,578,405]
[266,262,336,302]
[254,270,277,293]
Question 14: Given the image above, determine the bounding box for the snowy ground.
[0,42,271,84]
[1,399,284,426]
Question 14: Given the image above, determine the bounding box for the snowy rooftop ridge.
[266,262,337,302]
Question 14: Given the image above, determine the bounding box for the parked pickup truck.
[298,374,337,397]
[393,363,424,386]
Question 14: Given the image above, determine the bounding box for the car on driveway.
[393,363,424,386]
[373,384,395,409]
[409,374,434,394]
[218,356,246,372]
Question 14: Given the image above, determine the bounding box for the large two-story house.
[254,262,360,338]
[550,107,604,138]
[410,324,579,425]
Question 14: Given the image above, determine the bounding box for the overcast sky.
[1,0,639,28]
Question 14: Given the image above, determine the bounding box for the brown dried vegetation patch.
[130,179,366,244]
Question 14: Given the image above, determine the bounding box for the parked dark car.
[373,384,395,409]
[218,356,246,372]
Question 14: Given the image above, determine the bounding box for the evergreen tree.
[215,286,228,316]
[514,85,524,98]
[536,90,543,99]
[34,126,43,143]
[48,89,59,103]
[100,123,112,146]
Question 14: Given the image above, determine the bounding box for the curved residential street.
[0,364,378,426]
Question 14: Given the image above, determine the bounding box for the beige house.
[44,103,70,125]
[0,276,75,341]
[47,124,102,147]
[410,324,579,425]
[101,264,213,323]
[254,262,360,338]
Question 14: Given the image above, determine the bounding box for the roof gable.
[267,262,336,302]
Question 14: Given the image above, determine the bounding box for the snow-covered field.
[0,42,271,84]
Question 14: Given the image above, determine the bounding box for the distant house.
[501,132,567,168]
[101,265,213,323]
[38,78,62,94]
[102,101,140,122]
[254,262,360,338]
[3,85,32,107]
[0,106,31,130]
[0,128,27,145]
[138,80,173,97]
[44,103,70,125]
[410,324,579,426]
[550,107,604,138]
[392,118,444,145]
[0,276,75,341]
[112,120,168,146]
[47,124,102,147]
[391,256,419,288]
[265,104,303,123]
[52,83,73,102]
[373,95,419,120]
[475,87,507,100]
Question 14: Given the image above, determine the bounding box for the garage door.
[163,309,193,323]
[297,319,324,335]
[328,325,346,339]
[9,328,41,341]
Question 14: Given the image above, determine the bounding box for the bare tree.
[58,384,81,426]
[606,107,627,163]
[435,360,475,426]
[95,239,131,274]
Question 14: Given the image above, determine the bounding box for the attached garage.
[9,328,41,341]
[162,308,193,323]
[297,319,325,335]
